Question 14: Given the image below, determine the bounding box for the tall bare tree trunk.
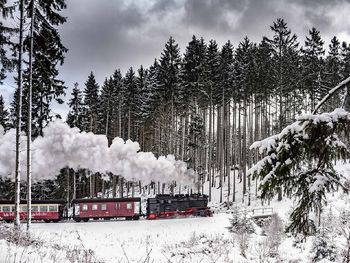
[14,0,25,228]
[73,171,77,199]
[26,0,36,231]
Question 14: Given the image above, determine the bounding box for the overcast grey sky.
[2,0,350,117]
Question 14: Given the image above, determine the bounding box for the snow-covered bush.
[228,208,255,235]
[337,210,350,263]
[164,233,236,263]
[228,208,255,258]
[262,213,284,257]
[0,224,103,263]
[311,229,338,262]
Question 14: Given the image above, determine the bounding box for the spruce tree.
[204,40,220,106]
[181,35,207,107]
[0,95,9,129]
[264,18,300,130]
[249,109,350,236]
[83,72,100,133]
[110,69,124,138]
[144,60,160,120]
[20,0,68,137]
[341,41,350,79]
[301,27,325,111]
[0,0,15,83]
[123,67,138,140]
[67,82,84,130]
[99,77,116,140]
[158,36,182,107]
[136,65,149,122]
[324,37,342,109]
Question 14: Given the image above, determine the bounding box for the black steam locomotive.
[146,194,212,219]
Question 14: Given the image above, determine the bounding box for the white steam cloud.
[0,121,196,184]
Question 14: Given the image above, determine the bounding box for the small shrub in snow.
[228,209,255,258]
[228,208,255,235]
[311,229,338,262]
[262,213,284,257]
[337,210,350,263]
[164,233,236,262]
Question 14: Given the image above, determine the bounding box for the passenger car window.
[92,204,98,211]
[2,206,10,212]
[126,203,132,209]
[32,206,38,212]
[40,206,48,212]
[101,204,107,210]
[21,206,27,212]
[49,205,56,212]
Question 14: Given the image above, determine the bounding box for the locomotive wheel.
[82,218,89,222]
[132,216,140,220]
[44,219,51,223]
[5,220,12,223]
[74,218,81,222]
[126,217,132,221]
[93,217,99,221]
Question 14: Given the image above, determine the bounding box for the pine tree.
[203,39,220,200]
[0,0,15,83]
[0,95,9,129]
[341,41,350,79]
[324,37,342,109]
[67,82,84,130]
[158,36,182,106]
[144,60,160,121]
[123,67,138,140]
[21,0,68,137]
[99,77,118,140]
[157,37,182,155]
[264,18,300,130]
[83,72,100,133]
[181,35,207,171]
[301,27,325,111]
[110,69,124,138]
[249,109,350,236]
[233,37,256,200]
[181,35,207,107]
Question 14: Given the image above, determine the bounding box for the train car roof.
[0,200,67,205]
[71,197,141,203]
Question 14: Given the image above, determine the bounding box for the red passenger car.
[72,198,141,222]
[0,200,66,223]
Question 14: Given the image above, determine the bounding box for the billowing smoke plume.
[0,121,196,184]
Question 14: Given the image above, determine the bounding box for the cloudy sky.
[2,0,350,116]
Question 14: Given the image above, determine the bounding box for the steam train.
[0,194,212,223]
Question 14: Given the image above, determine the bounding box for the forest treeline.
[1,15,350,203]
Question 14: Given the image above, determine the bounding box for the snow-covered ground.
[1,162,350,262]
[0,214,240,263]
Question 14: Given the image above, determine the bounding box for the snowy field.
[0,202,310,263]
[0,214,241,263]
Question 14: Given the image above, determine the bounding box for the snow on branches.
[0,121,196,185]
[248,108,350,235]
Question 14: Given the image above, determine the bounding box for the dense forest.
[1,1,349,205]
